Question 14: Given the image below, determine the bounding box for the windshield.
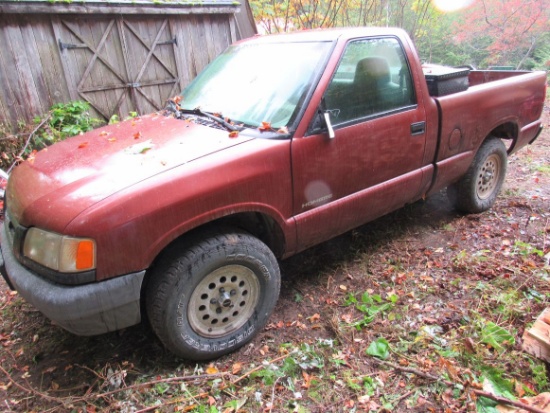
[180,40,332,129]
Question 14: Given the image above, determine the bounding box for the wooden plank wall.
[0,14,71,129]
[0,12,240,131]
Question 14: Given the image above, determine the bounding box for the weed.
[536,164,550,174]
[512,240,544,258]
[0,101,102,169]
[30,101,101,153]
[49,101,100,138]
[108,111,139,125]
[479,321,516,352]
[529,359,549,392]
[343,291,397,330]
[367,337,391,359]
[493,289,526,321]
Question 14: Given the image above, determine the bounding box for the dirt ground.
[0,103,549,412]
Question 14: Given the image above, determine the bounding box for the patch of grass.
[512,240,544,258]
[533,163,550,175]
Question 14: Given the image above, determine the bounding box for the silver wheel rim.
[188,265,260,338]
[476,153,501,200]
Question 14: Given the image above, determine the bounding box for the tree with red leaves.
[452,0,549,69]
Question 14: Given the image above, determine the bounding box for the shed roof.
[0,0,240,15]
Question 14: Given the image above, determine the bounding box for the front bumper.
[0,223,145,336]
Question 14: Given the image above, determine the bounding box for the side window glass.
[324,37,416,124]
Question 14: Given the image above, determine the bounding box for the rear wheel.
[449,137,507,213]
[146,229,280,360]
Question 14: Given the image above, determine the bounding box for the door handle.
[411,121,426,136]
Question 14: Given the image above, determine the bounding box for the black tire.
[449,137,507,213]
[146,229,280,360]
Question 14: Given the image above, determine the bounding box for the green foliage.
[154,382,170,395]
[250,345,322,386]
[480,322,515,352]
[530,360,549,392]
[477,367,516,412]
[27,101,100,155]
[513,240,544,258]
[109,111,138,125]
[191,406,219,413]
[0,101,102,170]
[366,337,391,359]
[48,101,100,139]
[343,291,396,330]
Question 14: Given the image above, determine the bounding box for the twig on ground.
[94,371,231,399]
[395,390,414,407]
[372,359,548,413]
[231,351,294,386]
[2,352,292,412]
[0,364,65,404]
[268,376,282,413]
[543,217,549,252]
[7,114,50,174]
[134,352,294,412]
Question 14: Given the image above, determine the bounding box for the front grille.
[4,210,12,245]
[4,209,22,259]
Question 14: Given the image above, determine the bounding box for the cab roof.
[240,27,409,44]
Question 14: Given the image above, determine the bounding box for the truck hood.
[7,113,253,230]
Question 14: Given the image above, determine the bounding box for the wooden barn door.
[53,16,181,120]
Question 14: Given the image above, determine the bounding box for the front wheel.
[449,137,507,213]
[146,230,280,360]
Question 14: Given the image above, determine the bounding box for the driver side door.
[291,36,429,251]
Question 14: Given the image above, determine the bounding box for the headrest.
[354,57,391,85]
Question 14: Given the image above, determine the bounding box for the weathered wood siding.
[0,2,252,130]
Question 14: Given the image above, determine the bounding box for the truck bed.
[425,69,547,196]
[468,69,541,87]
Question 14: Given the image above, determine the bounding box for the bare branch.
[372,359,550,413]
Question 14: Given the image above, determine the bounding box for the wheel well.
[206,212,286,258]
[486,122,518,152]
[140,212,286,316]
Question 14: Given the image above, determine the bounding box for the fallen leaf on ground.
[232,362,243,375]
[205,364,218,375]
[497,392,550,412]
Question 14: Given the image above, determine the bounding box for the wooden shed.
[0,0,257,130]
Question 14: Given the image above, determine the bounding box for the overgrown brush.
[0,101,102,171]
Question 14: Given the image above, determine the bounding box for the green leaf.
[477,367,516,413]
[366,337,390,360]
[351,314,376,330]
[476,396,498,413]
[480,322,515,351]
[224,397,248,411]
[154,382,169,395]
[360,292,373,304]
[481,367,516,400]
[343,293,357,306]
[387,293,399,304]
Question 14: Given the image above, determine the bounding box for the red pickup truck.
[0,28,546,360]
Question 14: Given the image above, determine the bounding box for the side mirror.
[322,111,335,139]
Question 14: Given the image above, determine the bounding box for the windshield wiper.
[166,100,244,132]
[191,108,243,131]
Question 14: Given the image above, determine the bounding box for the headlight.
[23,228,96,273]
